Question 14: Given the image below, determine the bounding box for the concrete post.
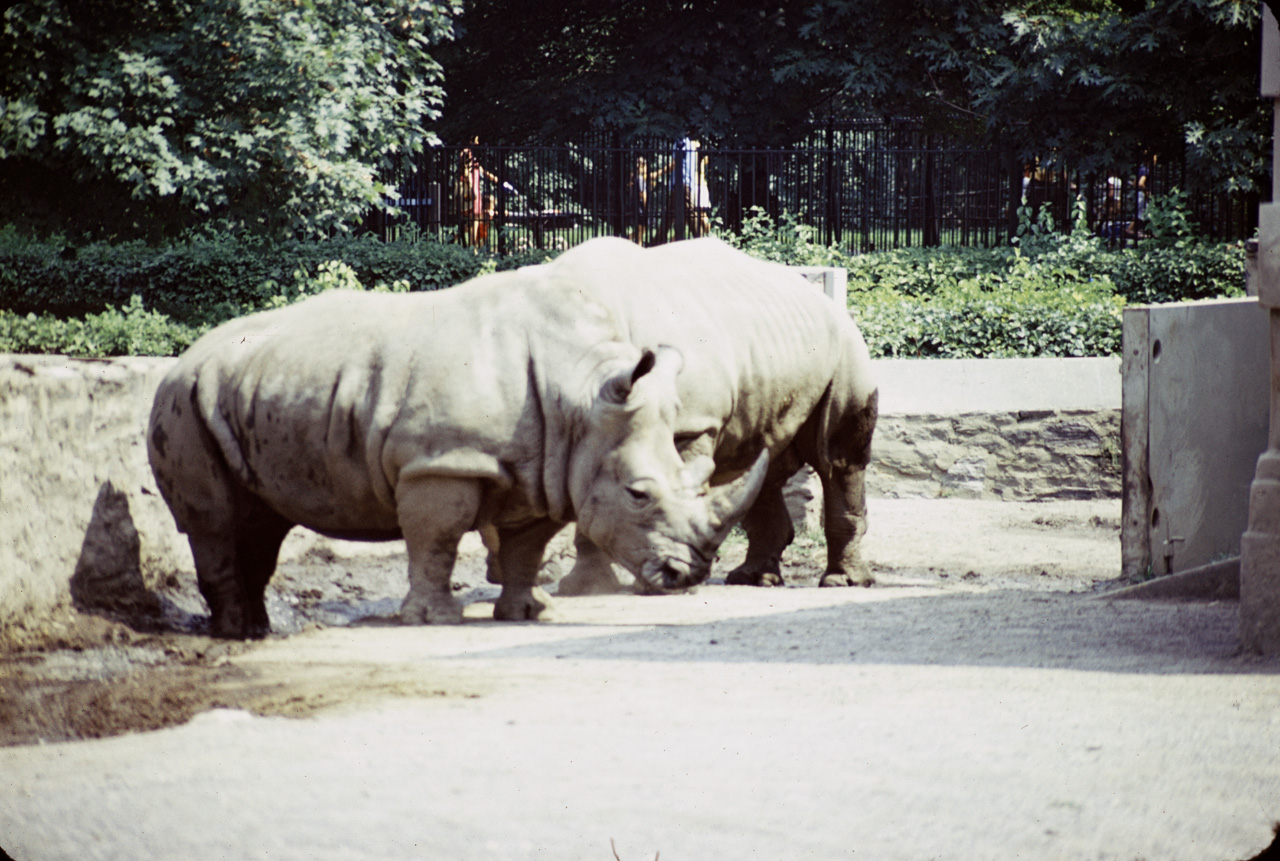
[1241,3,1280,653]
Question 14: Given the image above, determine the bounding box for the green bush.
[1069,242,1246,304]
[0,228,495,327]
[0,227,528,356]
[842,236,1245,306]
[0,296,203,357]
[716,208,847,267]
[722,206,1244,359]
[851,270,1125,359]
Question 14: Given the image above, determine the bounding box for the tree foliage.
[435,0,825,145]
[439,0,1267,193]
[0,0,459,239]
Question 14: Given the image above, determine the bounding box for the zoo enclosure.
[376,120,1256,254]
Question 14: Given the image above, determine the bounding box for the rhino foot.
[725,564,786,587]
[557,566,626,596]
[208,599,271,640]
[210,615,270,641]
[819,570,876,588]
[400,593,464,625]
[494,587,555,621]
[631,575,667,595]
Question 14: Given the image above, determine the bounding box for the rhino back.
[549,238,875,473]
[152,278,616,534]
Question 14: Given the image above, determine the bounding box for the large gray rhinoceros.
[147,278,767,639]
[537,236,878,595]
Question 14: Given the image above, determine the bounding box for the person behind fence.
[1128,160,1151,239]
[1099,175,1126,242]
[629,154,672,246]
[662,137,712,240]
[456,137,501,246]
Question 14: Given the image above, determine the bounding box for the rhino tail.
[812,382,879,478]
[193,371,256,488]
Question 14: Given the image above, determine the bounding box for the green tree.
[439,0,1266,194]
[782,0,1267,193]
[435,0,830,145]
[0,0,459,239]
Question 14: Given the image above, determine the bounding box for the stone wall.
[869,409,1121,501]
[781,409,1121,536]
[0,354,1121,641]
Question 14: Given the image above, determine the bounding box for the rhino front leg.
[493,520,563,621]
[555,528,627,596]
[397,476,481,625]
[724,479,794,587]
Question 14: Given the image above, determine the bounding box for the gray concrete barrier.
[0,353,1120,643]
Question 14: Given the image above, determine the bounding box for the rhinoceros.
[522,237,878,595]
[147,278,768,639]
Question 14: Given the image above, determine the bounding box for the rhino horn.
[702,449,769,543]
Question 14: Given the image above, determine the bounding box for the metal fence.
[373,122,1257,254]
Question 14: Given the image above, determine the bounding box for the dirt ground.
[2,497,1279,861]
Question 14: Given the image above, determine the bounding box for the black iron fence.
[373,123,1257,254]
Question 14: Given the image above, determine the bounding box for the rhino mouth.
[639,545,713,592]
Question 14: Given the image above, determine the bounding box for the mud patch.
[0,621,486,747]
[0,626,248,746]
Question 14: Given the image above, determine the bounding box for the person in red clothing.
[456,137,500,246]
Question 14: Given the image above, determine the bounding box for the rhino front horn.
[704,449,769,543]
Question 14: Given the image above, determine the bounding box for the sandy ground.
[2,497,1279,861]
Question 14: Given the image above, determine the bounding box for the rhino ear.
[630,348,659,385]
[602,347,685,405]
[600,349,654,405]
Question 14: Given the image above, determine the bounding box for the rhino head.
[570,346,767,591]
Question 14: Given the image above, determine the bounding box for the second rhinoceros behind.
[525,237,879,594]
[147,274,767,639]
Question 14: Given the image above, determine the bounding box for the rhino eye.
[626,485,653,503]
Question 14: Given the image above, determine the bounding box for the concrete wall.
[0,353,1121,643]
[1121,298,1271,579]
[868,358,1121,501]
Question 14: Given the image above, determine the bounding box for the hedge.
[721,207,1245,358]
[841,242,1244,357]
[0,228,557,326]
[0,214,1249,359]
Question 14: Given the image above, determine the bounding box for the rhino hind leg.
[397,476,481,625]
[188,506,293,639]
[555,530,627,596]
[493,520,563,620]
[817,464,873,587]
[724,479,794,587]
[818,390,878,588]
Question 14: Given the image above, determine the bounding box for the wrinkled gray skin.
[522,237,879,595]
[147,279,767,639]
